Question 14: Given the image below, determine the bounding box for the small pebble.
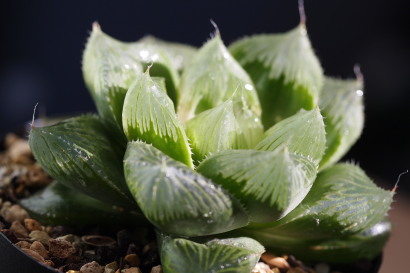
[67,271,80,273]
[57,234,81,243]
[80,261,104,273]
[24,218,42,232]
[10,220,29,237]
[104,261,118,273]
[8,139,32,165]
[261,253,290,270]
[252,262,274,273]
[1,204,29,222]
[21,248,45,263]
[30,240,49,259]
[29,230,50,245]
[82,235,116,247]
[49,238,76,259]
[121,268,142,273]
[43,260,54,267]
[124,253,141,267]
[150,265,163,273]
[26,163,51,187]
[315,263,330,273]
[15,240,32,249]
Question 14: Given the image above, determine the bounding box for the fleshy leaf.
[29,115,135,208]
[185,95,263,163]
[82,23,180,136]
[319,76,364,169]
[255,163,393,236]
[230,24,323,128]
[138,35,197,71]
[197,147,317,222]
[124,141,248,236]
[158,232,264,273]
[236,220,390,263]
[256,108,326,164]
[177,34,261,122]
[20,181,147,226]
[122,72,193,168]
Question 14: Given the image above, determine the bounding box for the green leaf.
[29,114,135,208]
[82,23,180,136]
[256,163,393,236]
[197,147,317,223]
[124,141,248,236]
[122,72,193,168]
[236,220,390,263]
[185,95,263,163]
[230,24,324,128]
[319,76,364,170]
[20,181,147,226]
[138,35,197,71]
[158,232,264,273]
[177,34,261,123]
[256,108,326,164]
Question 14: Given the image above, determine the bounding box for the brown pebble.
[30,240,49,259]
[29,230,50,245]
[49,238,76,259]
[24,218,42,232]
[121,268,142,273]
[5,133,19,148]
[26,163,52,187]
[10,220,29,237]
[150,265,163,273]
[43,260,54,267]
[124,253,141,267]
[287,267,306,273]
[15,240,32,249]
[80,261,104,273]
[272,269,280,273]
[252,262,273,273]
[262,255,290,270]
[67,271,80,273]
[21,248,45,262]
[104,261,118,273]
[8,139,33,164]
[82,235,116,246]
[1,204,29,223]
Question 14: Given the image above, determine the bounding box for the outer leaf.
[158,233,264,273]
[124,141,248,236]
[319,77,364,169]
[237,220,390,263]
[185,95,263,163]
[82,23,180,136]
[20,181,147,226]
[255,163,393,235]
[177,34,261,122]
[197,147,317,222]
[122,72,193,168]
[230,24,324,128]
[138,35,197,71]
[256,108,326,164]
[29,115,135,208]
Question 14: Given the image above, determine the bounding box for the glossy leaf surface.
[230,24,323,128]
[20,181,146,226]
[177,34,261,122]
[256,108,326,164]
[29,115,135,208]
[237,220,390,263]
[159,233,264,273]
[82,23,179,135]
[256,163,393,234]
[185,95,263,163]
[319,77,364,169]
[124,141,248,236]
[122,72,193,168]
[198,147,316,222]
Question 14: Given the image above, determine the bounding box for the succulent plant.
[23,4,394,272]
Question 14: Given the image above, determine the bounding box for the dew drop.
[245,84,254,91]
[356,89,364,96]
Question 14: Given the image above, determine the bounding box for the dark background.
[1,0,409,191]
